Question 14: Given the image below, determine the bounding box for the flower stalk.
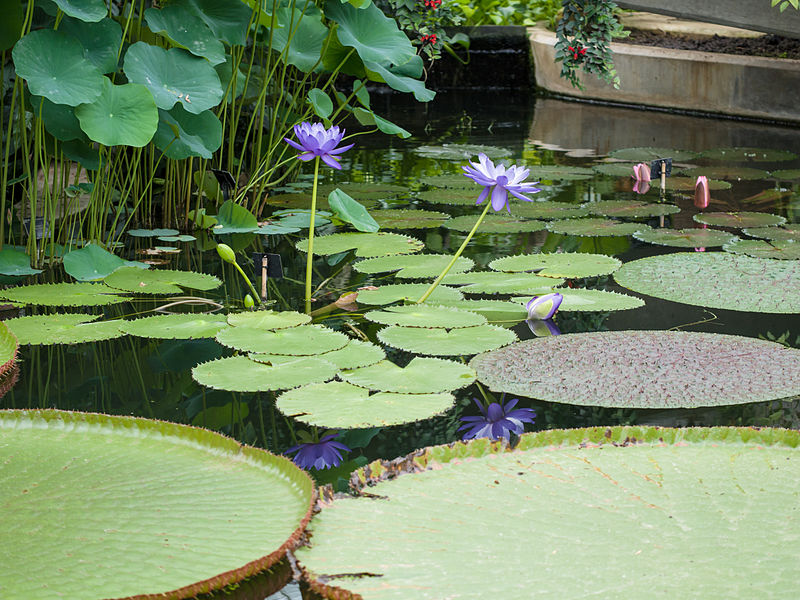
[305,156,320,314]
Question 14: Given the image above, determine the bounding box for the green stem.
[231,260,260,303]
[305,156,320,314]
[417,200,492,303]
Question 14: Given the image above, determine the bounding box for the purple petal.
[320,154,343,169]
[475,186,490,206]
[490,185,508,211]
[328,143,355,155]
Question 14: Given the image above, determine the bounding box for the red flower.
[568,43,587,60]
[420,33,437,45]
[424,0,441,8]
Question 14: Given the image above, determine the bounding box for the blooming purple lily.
[462,153,540,212]
[526,292,563,321]
[458,398,536,441]
[284,122,354,170]
[285,433,351,471]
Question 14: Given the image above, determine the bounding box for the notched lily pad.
[430,299,528,326]
[226,310,311,330]
[527,165,593,181]
[742,225,800,242]
[340,357,476,393]
[120,313,228,339]
[413,144,511,160]
[306,339,385,370]
[442,271,562,295]
[192,355,338,392]
[365,304,487,328]
[354,254,474,279]
[665,177,731,191]
[216,324,349,355]
[489,253,621,278]
[583,200,680,218]
[371,209,449,229]
[355,284,463,305]
[378,324,517,356]
[699,147,797,162]
[415,188,484,206]
[296,232,424,257]
[0,282,128,306]
[444,214,547,234]
[6,314,124,345]
[547,218,649,237]
[419,174,475,189]
[723,239,800,260]
[693,212,786,228]
[633,228,737,248]
[512,201,589,220]
[511,289,645,312]
[608,147,697,162]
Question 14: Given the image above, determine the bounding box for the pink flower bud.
[694,175,710,209]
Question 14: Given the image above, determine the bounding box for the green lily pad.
[75,78,159,147]
[63,244,148,281]
[694,212,786,228]
[296,426,800,600]
[770,169,800,180]
[430,299,528,326]
[340,357,476,393]
[547,218,649,237]
[354,254,474,279]
[419,174,474,189]
[591,161,638,177]
[158,235,197,242]
[723,239,800,260]
[633,228,738,248]
[5,314,124,345]
[144,4,226,65]
[665,177,731,191]
[153,104,222,160]
[614,252,800,313]
[0,409,313,599]
[265,192,379,211]
[192,354,338,392]
[317,183,407,201]
[371,209,449,229]
[293,339,384,370]
[471,330,800,408]
[0,282,128,306]
[296,232,424,257]
[128,228,180,237]
[699,147,797,162]
[583,200,680,218]
[415,188,484,206]
[120,313,228,339]
[489,253,621,278]
[412,144,512,160]
[443,214,547,234]
[742,225,800,242]
[378,324,516,356]
[678,165,770,180]
[365,304,487,328]
[216,324,349,355]
[0,248,42,276]
[512,201,589,220]
[105,268,221,295]
[226,310,311,330]
[276,381,455,429]
[608,147,697,161]
[511,289,645,312]
[527,165,594,181]
[356,284,464,305]
[442,272,562,294]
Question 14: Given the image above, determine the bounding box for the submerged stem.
[305,156,320,314]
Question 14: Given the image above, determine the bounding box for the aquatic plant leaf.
[416,188,484,206]
[340,357,476,393]
[328,189,379,233]
[591,161,638,176]
[296,232,424,257]
[192,354,338,392]
[52,0,107,21]
[216,324,349,355]
[0,0,24,52]
[355,283,463,305]
[128,228,180,237]
[317,183,407,201]
[664,176,731,191]
[158,234,197,242]
[371,208,449,229]
[442,271,562,295]
[144,4,225,65]
[276,381,455,429]
[614,253,800,313]
[378,324,516,356]
[354,254,473,279]
[0,248,42,276]
[527,165,594,181]
[258,339,384,370]
[227,310,311,330]
[154,104,222,160]
[62,244,148,281]
[471,331,800,408]
[430,299,528,326]
[0,282,128,306]
[770,169,800,180]
[326,2,415,66]
[5,314,124,345]
[583,200,680,218]
[105,267,221,294]
[297,426,800,599]
[512,201,589,220]
[547,218,649,237]
[699,147,797,162]
[742,225,800,242]
[444,214,547,234]
[57,16,122,73]
[213,200,259,234]
[678,165,770,181]
[723,239,800,260]
[489,253,621,278]
[272,5,328,73]
[120,314,228,339]
[0,409,313,599]
[36,96,85,141]
[419,174,474,189]
[693,211,786,228]
[75,79,159,147]
[365,304,486,328]
[0,321,17,375]
[413,144,512,160]
[175,0,252,46]
[633,228,737,248]
[608,147,697,161]
[511,288,644,312]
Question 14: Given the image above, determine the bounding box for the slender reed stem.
[303,156,321,313]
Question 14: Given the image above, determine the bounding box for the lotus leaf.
[371,209,449,229]
[694,211,786,228]
[75,79,159,147]
[416,188,483,206]
[512,201,589,220]
[192,355,338,392]
[633,228,737,248]
[608,147,697,161]
[317,183,407,201]
[62,244,148,281]
[328,188,379,232]
[272,5,328,73]
[430,299,528,326]
[742,225,800,242]
[355,284,463,305]
[213,200,258,234]
[583,200,680,218]
[699,147,797,162]
[527,165,594,181]
[354,254,473,279]
[614,253,800,313]
[0,409,313,599]
[365,304,486,328]
[413,144,512,160]
[444,214,547,234]
[419,174,474,189]
[0,248,42,276]
[326,2,415,66]
[489,253,621,278]
[153,104,222,160]
[227,310,311,330]
[174,0,253,45]
[770,169,800,180]
[5,314,124,345]
[144,5,225,65]
[52,0,107,21]
[276,381,455,429]
[297,426,800,600]
[665,177,731,191]
[547,218,649,237]
[340,357,476,393]
[378,324,516,356]
[0,282,128,306]
[259,339,384,370]
[678,165,770,180]
[296,232,424,257]
[58,16,123,73]
[442,271,562,295]
[128,228,180,237]
[120,314,228,339]
[105,267,221,294]
[216,324,349,355]
[36,96,85,141]
[510,289,645,312]
[723,239,800,260]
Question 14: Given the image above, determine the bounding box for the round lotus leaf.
[0,409,313,599]
[378,324,516,356]
[413,144,512,160]
[294,339,384,370]
[511,288,645,312]
[489,253,621,278]
[633,228,737,248]
[528,165,594,181]
[317,183,407,200]
[512,201,589,220]
[699,147,797,162]
[371,209,449,229]
[354,254,474,279]
[144,5,226,65]
[104,267,221,294]
[678,165,770,180]
[340,356,476,394]
[356,284,463,305]
[770,169,800,180]
[63,244,148,281]
[444,214,547,234]
[583,200,680,218]
[5,314,124,345]
[296,426,800,600]
[12,29,104,106]
[0,248,43,276]
[416,188,483,206]
[57,15,122,73]
[442,271,562,295]
[75,78,159,147]
[0,282,128,306]
[128,228,180,237]
[693,211,786,228]
[153,104,222,159]
[51,0,107,21]
[216,324,349,355]
[192,354,338,392]
[296,232,424,257]
[614,252,800,313]
[547,218,649,237]
[430,299,528,326]
[119,313,228,339]
[592,161,638,177]
[471,330,800,408]
[742,225,800,242]
[365,304,486,328]
[123,42,223,114]
[419,174,474,189]
[226,310,311,330]
[665,177,731,191]
[608,147,697,162]
[276,381,455,429]
[723,238,800,260]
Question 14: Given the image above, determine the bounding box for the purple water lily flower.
[462,153,540,212]
[284,122,354,170]
[458,398,536,441]
[527,318,561,337]
[526,292,563,320]
[285,433,351,470]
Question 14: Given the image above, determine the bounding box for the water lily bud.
[526,293,563,320]
[694,175,710,209]
[244,294,255,308]
[216,243,236,264]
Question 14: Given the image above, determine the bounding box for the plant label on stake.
[650,158,673,222]
[252,252,283,301]
[211,169,236,201]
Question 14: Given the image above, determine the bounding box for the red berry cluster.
[420,33,437,45]
[567,44,587,60]
[424,0,441,8]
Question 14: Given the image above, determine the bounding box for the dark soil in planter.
[621,30,800,59]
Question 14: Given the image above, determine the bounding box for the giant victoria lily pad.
[614,253,800,313]
[469,331,800,408]
[489,253,621,278]
[723,239,800,260]
[297,426,800,600]
[0,410,313,600]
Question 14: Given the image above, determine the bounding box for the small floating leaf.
[356,284,463,305]
[365,304,486,328]
[723,239,800,260]
[699,147,797,162]
[128,228,180,237]
[583,200,680,218]
[547,218,649,237]
[216,324,349,355]
[318,182,407,201]
[0,282,128,306]
[633,228,737,248]
[340,357,476,393]
[354,254,474,279]
[413,144,511,160]
[444,214,547,234]
[489,253,621,278]
[192,354,338,392]
[608,147,697,161]
[512,201,589,220]
[442,271,562,294]
[120,313,228,339]
[416,188,483,206]
[296,232,424,257]
[157,234,197,242]
[226,310,311,330]
[371,208,449,229]
[591,162,638,177]
[378,324,516,356]
[770,169,800,180]
[105,267,222,294]
[742,225,800,242]
[6,314,124,345]
[694,212,786,228]
[527,165,594,181]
